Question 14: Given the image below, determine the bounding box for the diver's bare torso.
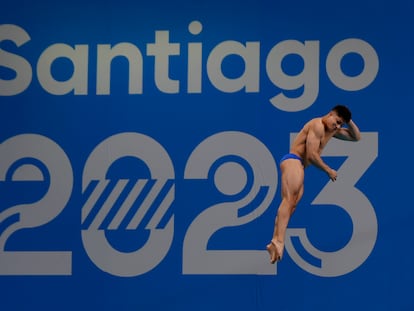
[289,118,336,168]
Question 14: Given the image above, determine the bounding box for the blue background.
[1,0,413,310]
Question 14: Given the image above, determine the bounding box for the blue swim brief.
[280,153,303,165]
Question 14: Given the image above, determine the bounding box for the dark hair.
[332,105,351,123]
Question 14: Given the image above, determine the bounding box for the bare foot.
[266,240,283,264]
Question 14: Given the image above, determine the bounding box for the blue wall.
[1,0,413,310]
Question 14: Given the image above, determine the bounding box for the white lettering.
[187,21,203,93]
[97,43,143,95]
[37,44,88,95]
[207,41,260,93]
[0,24,32,96]
[0,22,380,112]
[266,40,319,112]
[146,31,180,93]
[326,38,379,91]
